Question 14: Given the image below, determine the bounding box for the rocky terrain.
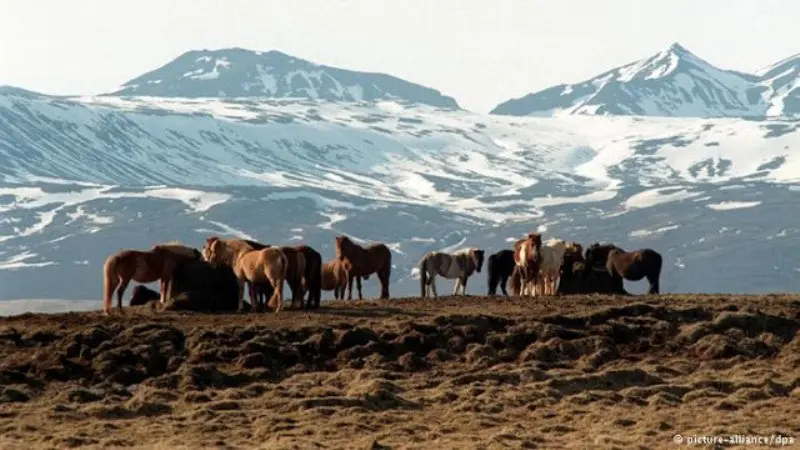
[0,294,798,449]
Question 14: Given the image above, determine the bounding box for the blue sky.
[1,0,797,112]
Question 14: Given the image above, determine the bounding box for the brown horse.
[295,244,322,309]
[513,232,542,297]
[240,239,275,307]
[102,242,201,315]
[278,246,307,309]
[334,235,392,300]
[606,246,663,294]
[202,237,287,313]
[321,258,352,300]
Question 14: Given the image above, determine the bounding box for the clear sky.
[1,0,797,112]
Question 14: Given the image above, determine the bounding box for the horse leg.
[116,277,131,312]
[378,268,391,300]
[460,276,469,296]
[452,278,460,296]
[236,278,247,313]
[356,276,363,301]
[500,276,509,297]
[346,275,354,301]
[646,273,660,295]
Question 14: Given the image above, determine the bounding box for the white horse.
[418,247,485,297]
[538,238,568,295]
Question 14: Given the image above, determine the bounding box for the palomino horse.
[321,258,352,300]
[513,232,542,297]
[102,242,201,315]
[486,249,515,296]
[538,238,568,295]
[607,246,663,294]
[419,248,485,298]
[334,235,392,300]
[202,237,287,313]
[277,246,307,309]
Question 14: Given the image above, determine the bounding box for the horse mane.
[206,238,255,266]
[152,241,199,258]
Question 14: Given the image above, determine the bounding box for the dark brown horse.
[487,249,515,296]
[513,232,542,297]
[334,235,392,300]
[585,243,662,294]
[295,244,322,309]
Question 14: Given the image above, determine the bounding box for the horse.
[418,248,485,298]
[584,243,629,295]
[334,235,392,300]
[240,239,275,307]
[202,237,288,313]
[295,245,322,309]
[607,247,663,294]
[508,265,522,296]
[129,285,160,306]
[556,242,587,295]
[486,249,515,296]
[321,258,352,300]
[102,242,201,315]
[538,238,568,295]
[278,246,307,309]
[513,232,542,297]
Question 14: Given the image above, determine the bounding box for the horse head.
[527,232,542,249]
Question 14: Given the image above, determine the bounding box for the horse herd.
[101,232,663,315]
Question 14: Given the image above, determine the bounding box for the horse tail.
[419,255,428,297]
[486,255,497,295]
[102,253,120,314]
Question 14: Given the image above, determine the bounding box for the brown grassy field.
[0,294,798,449]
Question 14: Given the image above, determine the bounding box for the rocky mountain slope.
[0,87,798,302]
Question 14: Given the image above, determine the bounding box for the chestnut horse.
[321,258,351,300]
[513,232,542,297]
[334,235,392,300]
[278,246,307,309]
[202,237,287,313]
[102,242,201,315]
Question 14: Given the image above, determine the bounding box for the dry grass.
[0,293,798,449]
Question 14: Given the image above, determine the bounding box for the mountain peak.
[491,44,799,118]
[105,47,460,109]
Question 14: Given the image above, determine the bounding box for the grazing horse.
[607,247,663,294]
[321,258,352,300]
[278,246,307,309]
[538,238,568,295]
[513,233,542,297]
[102,242,201,315]
[486,249,515,296]
[202,237,287,313]
[334,235,392,300]
[295,245,322,309]
[419,248,485,298]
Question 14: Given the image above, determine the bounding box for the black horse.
[487,249,516,296]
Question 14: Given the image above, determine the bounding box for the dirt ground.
[0,293,798,449]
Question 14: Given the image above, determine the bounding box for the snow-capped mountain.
[107,48,460,109]
[491,43,800,118]
[1,87,799,302]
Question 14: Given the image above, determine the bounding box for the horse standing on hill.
[321,258,352,300]
[486,249,515,296]
[295,245,322,309]
[606,246,663,294]
[102,242,201,315]
[513,232,542,297]
[419,247,485,298]
[334,235,392,300]
[538,238,569,295]
[202,236,287,313]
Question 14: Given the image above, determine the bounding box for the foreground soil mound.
[0,294,798,449]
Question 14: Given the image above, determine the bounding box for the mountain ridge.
[106,47,461,109]
[491,42,799,118]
